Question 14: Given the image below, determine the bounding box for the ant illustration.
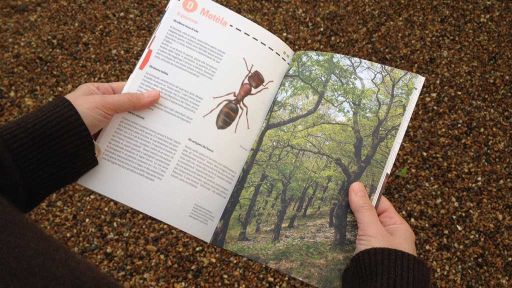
[203,58,273,132]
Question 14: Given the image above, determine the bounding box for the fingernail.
[144,90,160,100]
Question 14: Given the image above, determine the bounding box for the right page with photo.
[214,51,424,287]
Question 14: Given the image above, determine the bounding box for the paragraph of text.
[139,71,202,123]
[155,26,225,80]
[189,204,215,226]
[170,145,236,199]
[102,118,181,182]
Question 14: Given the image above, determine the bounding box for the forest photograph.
[210,52,421,287]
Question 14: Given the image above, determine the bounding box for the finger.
[92,82,127,95]
[349,182,382,231]
[106,82,127,94]
[376,196,408,227]
[100,90,160,114]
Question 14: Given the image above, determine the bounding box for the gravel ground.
[1,0,511,287]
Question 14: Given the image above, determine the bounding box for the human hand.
[349,182,417,256]
[65,82,160,135]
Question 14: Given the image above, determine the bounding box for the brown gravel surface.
[1,0,511,287]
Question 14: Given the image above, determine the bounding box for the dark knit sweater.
[0,97,118,287]
[342,248,431,287]
[0,97,431,287]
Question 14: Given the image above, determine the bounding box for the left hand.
[65,82,160,135]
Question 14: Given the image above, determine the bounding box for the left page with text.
[78,0,294,242]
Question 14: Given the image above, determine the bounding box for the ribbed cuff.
[342,248,432,288]
[0,97,98,212]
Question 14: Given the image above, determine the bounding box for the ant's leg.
[242,101,250,129]
[203,100,230,118]
[262,80,274,88]
[249,87,270,96]
[248,81,274,96]
[235,104,244,133]
[214,92,236,99]
[249,81,274,96]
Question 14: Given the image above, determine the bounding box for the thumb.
[101,90,160,114]
[349,182,381,232]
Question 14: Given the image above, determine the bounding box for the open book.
[79,0,424,286]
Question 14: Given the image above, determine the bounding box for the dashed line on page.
[175,0,291,65]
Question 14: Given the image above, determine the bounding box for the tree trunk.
[316,177,332,214]
[266,182,275,197]
[369,181,377,199]
[272,205,288,243]
[271,187,279,208]
[328,203,336,227]
[333,181,350,247]
[238,172,268,241]
[255,215,262,234]
[272,185,291,243]
[287,182,310,228]
[262,182,275,211]
[303,182,319,217]
[287,213,298,229]
[210,127,269,247]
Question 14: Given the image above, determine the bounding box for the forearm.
[342,248,431,288]
[0,97,98,212]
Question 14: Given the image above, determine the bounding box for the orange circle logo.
[182,0,199,13]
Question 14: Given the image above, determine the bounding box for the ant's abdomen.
[216,102,239,129]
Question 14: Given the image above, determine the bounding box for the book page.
[217,51,424,287]
[78,0,294,242]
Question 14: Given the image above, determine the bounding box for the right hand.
[349,182,417,256]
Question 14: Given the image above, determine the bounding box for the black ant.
[203,58,273,132]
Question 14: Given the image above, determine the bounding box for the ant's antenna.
[243,58,253,72]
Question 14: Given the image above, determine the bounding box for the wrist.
[0,97,98,211]
[343,248,431,288]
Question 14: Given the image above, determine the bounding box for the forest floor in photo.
[226,210,356,287]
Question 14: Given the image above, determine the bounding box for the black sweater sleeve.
[0,97,119,287]
[342,248,432,288]
[0,96,98,212]
[0,196,120,287]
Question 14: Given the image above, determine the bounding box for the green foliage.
[397,167,409,178]
[231,51,419,241]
